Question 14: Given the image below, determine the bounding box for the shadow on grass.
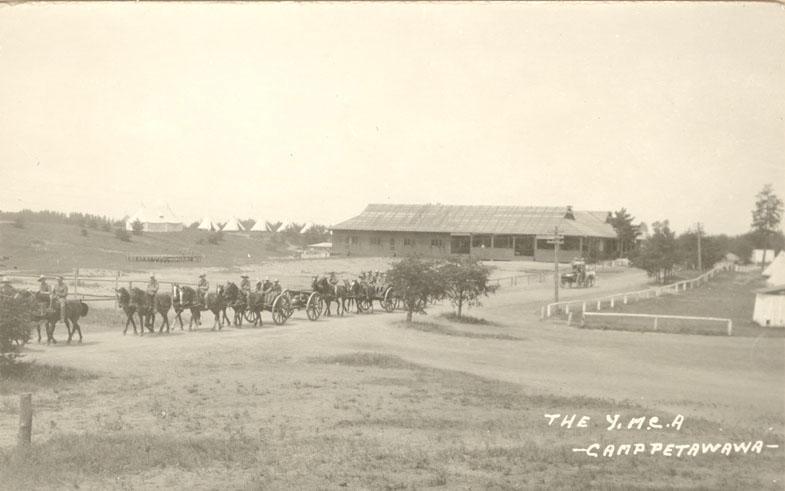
[0,432,259,486]
[439,312,500,326]
[0,361,97,395]
[395,320,523,341]
[309,352,421,370]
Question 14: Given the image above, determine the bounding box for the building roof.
[331,204,617,238]
[756,284,785,295]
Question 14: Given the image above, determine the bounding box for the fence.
[578,312,733,336]
[126,254,203,263]
[540,262,734,320]
[490,272,548,288]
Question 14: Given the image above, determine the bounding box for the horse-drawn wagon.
[560,258,596,288]
[280,289,323,321]
[243,289,292,326]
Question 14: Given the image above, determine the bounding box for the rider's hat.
[274,278,279,282]
[199,273,206,278]
[241,274,249,278]
[37,275,46,282]
[1,276,10,284]
[150,272,156,278]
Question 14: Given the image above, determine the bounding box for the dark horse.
[18,291,88,344]
[115,287,139,335]
[222,282,246,326]
[128,288,173,334]
[172,284,226,330]
[345,279,374,314]
[311,276,346,316]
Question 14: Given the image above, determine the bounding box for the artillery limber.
[280,289,324,321]
[243,289,292,326]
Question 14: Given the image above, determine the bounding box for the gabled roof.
[331,204,617,238]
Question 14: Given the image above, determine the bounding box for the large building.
[331,204,618,262]
[125,202,184,233]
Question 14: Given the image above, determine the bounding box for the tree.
[386,256,446,322]
[751,184,784,268]
[0,294,33,355]
[439,257,498,318]
[131,219,144,235]
[265,221,283,233]
[240,218,256,231]
[632,220,679,283]
[608,208,641,258]
[115,227,131,242]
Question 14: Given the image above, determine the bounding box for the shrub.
[80,228,88,237]
[12,216,24,229]
[0,294,33,355]
[115,227,131,242]
[386,256,445,322]
[101,222,111,232]
[131,219,144,235]
[207,231,224,245]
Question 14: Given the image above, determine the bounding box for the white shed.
[753,285,785,328]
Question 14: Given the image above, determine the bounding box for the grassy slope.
[0,222,294,272]
[596,271,783,337]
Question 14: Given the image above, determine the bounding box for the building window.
[537,239,555,250]
[389,238,395,250]
[493,235,512,249]
[564,237,580,250]
[514,236,534,256]
[404,238,415,247]
[431,239,443,248]
[472,235,492,249]
[370,237,381,246]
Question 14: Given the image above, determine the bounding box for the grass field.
[589,270,784,338]
[0,261,782,488]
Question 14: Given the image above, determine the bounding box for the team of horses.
[113,276,394,335]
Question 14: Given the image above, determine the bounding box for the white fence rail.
[578,312,733,336]
[540,262,734,320]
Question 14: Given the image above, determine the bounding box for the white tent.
[197,216,217,231]
[763,252,785,286]
[221,217,245,232]
[249,219,266,232]
[125,201,183,232]
[299,222,314,234]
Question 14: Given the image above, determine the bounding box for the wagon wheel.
[306,292,322,321]
[362,296,374,313]
[382,288,396,313]
[271,294,291,325]
[243,310,257,323]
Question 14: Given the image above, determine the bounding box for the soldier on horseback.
[146,273,159,307]
[240,274,252,307]
[197,273,209,307]
[37,275,51,297]
[53,276,69,321]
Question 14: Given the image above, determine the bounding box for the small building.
[331,204,617,262]
[753,285,785,328]
[751,249,777,265]
[302,241,332,259]
[125,202,183,233]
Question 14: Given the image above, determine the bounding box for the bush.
[115,227,131,242]
[0,294,33,354]
[80,228,88,237]
[131,219,144,235]
[101,222,111,232]
[12,216,24,229]
[207,231,224,245]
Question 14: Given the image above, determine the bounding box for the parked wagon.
[560,258,596,288]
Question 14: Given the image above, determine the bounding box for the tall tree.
[751,184,784,269]
[439,257,498,318]
[609,208,641,258]
[386,257,445,322]
[632,220,679,283]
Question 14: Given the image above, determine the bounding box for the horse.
[346,279,374,314]
[245,290,267,327]
[115,287,139,335]
[222,282,246,326]
[17,291,88,344]
[129,288,173,333]
[172,284,226,330]
[312,276,346,316]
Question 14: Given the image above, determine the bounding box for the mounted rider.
[146,273,159,307]
[328,272,339,295]
[240,274,252,307]
[197,274,210,307]
[271,279,282,295]
[261,277,272,294]
[53,276,69,321]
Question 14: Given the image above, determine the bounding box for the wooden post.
[74,268,79,296]
[596,300,601,311]
[582,301,586,314]
[17,393,32,450]
[567,311,573,326]
[623,295,628,304]
[610,297,615,308]
[553,227,560,304]
[546,304,551,318]
[114,272,120,307]
[653,317,658,331]
[727,320,733,336]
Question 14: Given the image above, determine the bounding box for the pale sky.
[1,2,783,234]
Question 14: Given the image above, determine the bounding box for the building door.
[514,236,534,256]
[450,235,470,254]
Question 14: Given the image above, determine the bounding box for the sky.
[1,2,784,235]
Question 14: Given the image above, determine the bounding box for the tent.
[249,219,267,232]
[125,201,183,232]
[221,217,245,232]
[763,252,785,286]
[197,216,217,231]
[299,222,314,234]
[753,285,785,328]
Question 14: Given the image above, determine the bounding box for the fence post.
[610,296,615,308]
[653,317,658,331]
[17,393,32,450]
[596,300,601,311]
[74,268,79,296]
[546,304,551,318]
[567,311,573,326]
[727,320,733,336]
[582,301,586,314]
[623,295,628,304]
[114,272,120,308]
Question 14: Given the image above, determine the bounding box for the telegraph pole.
[696,222,703,271]
[548,226,564,303]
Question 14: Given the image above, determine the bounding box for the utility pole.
[548,226,564,303]
[696,222,703,271]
